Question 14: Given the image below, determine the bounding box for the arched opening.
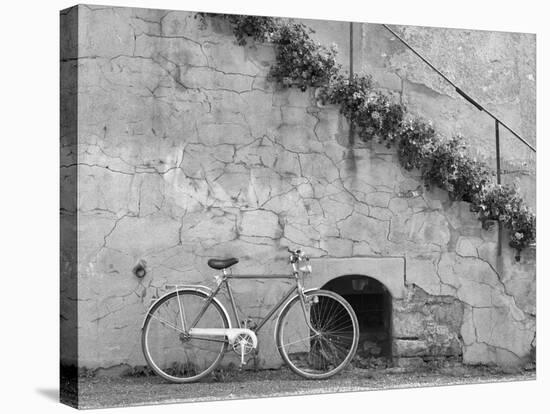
[323,275,392,368]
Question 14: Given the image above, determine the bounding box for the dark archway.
[323,275,392,367]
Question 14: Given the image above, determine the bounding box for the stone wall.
[353,23,536,209]
[60,5,536,373]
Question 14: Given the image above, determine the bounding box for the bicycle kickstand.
[240,347,246,368]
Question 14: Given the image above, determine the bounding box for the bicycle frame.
[186,270,308,336]
[148,258,315,343]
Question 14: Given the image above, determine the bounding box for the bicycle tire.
[276,289,359,379]
[142,289,229,383]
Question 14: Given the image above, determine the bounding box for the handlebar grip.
[287,247,305,258]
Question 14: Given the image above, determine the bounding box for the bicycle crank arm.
[188,328,258,348]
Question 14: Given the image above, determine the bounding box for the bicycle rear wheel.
[141,289,229,383]
[276,289,359,379]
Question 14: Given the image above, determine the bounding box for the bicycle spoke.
[149,313,184,333]
[278,291,358,379]
[143,291,228,383]
[279,333,318,348]
[319,305,347,330]
[321,336,349,356]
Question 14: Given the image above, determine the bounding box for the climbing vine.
[320,74,406,147]
[269,22,340,91]
[197,12,536,252]
[397,119,492,203]
[470,183,536,249]
[195,13,279,45]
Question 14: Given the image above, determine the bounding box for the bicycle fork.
[296,277,321,335]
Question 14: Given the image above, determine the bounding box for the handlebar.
[287,247,308,263]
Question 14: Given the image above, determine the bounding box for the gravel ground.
[77,366,535,409]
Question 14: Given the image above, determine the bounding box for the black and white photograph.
[2,0,548,413]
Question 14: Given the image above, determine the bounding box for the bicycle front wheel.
[276,289,359,379]
[142,289,229,383]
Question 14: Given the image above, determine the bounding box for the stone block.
[472,307,534,358]
[365,191,392,208]
[319,237,353,257]
[390,211,451,248]
[463,342,522,368]
[240,210,281,239]
[456,236,482,257]
[388,197,409,215]
[79,6,136,58]
[393,312,425,338]
[406,255,441,295]
[338,213,390,248]
[393,357,426,369]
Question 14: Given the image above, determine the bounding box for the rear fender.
[141,285,232,330]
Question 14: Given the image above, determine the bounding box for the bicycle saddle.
[207,257,239,270]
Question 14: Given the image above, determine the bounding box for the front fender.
[272,288,320,343]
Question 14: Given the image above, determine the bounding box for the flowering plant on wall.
[198,12,536,254]
[196,13,279,45]
[397,119,535,250]
[269,22,341,91]
[198,15,340,91]
[398,120,492,202]
[470,183,536,249]
[320,74,405,147]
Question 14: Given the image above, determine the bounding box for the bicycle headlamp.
[298,257,312,273]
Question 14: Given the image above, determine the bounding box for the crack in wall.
[68,7,536,370]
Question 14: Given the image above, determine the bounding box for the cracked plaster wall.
[60,5,536,373]
[352,23,536,209]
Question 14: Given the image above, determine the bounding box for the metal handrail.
[382,24,536,153]
[381,24,537,256]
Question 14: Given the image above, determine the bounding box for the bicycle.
[141,248,359,383]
